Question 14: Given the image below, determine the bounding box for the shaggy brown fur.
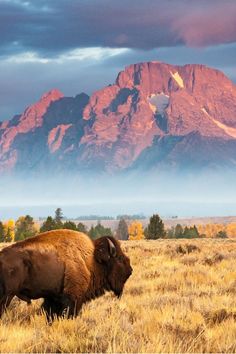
[0,230,132,320]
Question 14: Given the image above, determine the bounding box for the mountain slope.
[0,90,89,174]
[78,62,236,172]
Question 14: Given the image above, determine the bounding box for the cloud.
[4,47,129,64]
[0,0,235,122]
[0,0,235,58]
[0,42,236,122]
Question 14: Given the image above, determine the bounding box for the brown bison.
[0,230,132,320]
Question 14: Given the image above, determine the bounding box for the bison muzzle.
[0,230,132,320]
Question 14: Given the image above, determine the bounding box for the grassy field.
[1,239,236,352]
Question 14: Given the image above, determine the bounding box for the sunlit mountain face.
[0,61,236,176]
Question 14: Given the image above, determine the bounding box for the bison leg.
[41,297,62,322]
[0,295,14,317]
[62,261,91,317]
[41,295,76,321]
[17,294,32,305]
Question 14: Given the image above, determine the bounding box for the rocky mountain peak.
[0,61,236,175]
[40,89,64,102]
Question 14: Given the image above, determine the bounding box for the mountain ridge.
[0,61,236,175]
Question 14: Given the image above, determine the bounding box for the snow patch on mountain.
[148,93,169,115]
[202,108,236,139]
[48,124,72,153]
[170,71,184,88]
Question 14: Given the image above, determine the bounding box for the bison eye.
[118,255,124,261]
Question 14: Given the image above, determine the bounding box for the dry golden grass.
[2,239,236,352]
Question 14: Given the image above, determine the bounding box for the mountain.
[0,61,236,176]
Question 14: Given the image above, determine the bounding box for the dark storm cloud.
[0,0,236,121]
[0,0,236,57]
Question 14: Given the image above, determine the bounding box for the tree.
[0,221,4,242]
[54,208,63,227]
[182,225,199,239]
[15,215,37,241]
[198,223,226,238]
[88,222,112,240]
[128,221,144,240]
[145,214,165,239]
[175,224,184,238]
[63,221,77,231]
[88,226,96,239]
[216,230,228,238]
[226,223,236,238]
[166,226,175,239]
[77,222,87,233]
[116,219,129,240]
[40,216,57,232]
[4,219,15,242]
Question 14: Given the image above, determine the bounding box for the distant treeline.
[76,215,115,220]
[75,214,146,220]
[0,208,235,243]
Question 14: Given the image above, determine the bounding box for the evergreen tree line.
[115,215,228,240]
[167,224,227,239]
[0,209,228,243]
[40,208,112,240]
[0,208,113,242]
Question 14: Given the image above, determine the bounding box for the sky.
[1,172,236,219]
[0,0,236,121]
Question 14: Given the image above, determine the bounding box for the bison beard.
[0,230,132,321]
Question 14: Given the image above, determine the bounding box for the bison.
[0,230,132,320]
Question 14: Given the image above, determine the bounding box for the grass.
[1,239,236,352]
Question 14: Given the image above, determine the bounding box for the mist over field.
[1,171,236,219]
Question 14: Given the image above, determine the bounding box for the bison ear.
[94,237,117,263]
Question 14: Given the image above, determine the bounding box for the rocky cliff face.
[0,61,236,175]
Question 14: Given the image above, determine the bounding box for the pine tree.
[88,226,96,239]
[54,208,63,227]
[88,222,112,240]
[145,214,165,239]
[116,219,129,240]
[166,226,175,239]
[63,221,77,231]
[182,225,199,239]
[77,222,87,233]
[175,224,184,238]
[40,216,57,232]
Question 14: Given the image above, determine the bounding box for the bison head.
[0,248,31,295]
[94,236,132,297]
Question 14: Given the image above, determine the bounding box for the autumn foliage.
[198,223,236,238]
[128,221,144,240]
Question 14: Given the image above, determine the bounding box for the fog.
[0,170,236,220]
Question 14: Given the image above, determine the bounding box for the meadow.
[1,239,236,352]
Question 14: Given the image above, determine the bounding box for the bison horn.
[107,238,117,258]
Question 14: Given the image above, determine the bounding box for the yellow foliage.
[128,221,144,240]
[226,223,236,238]
[33,221,40,233]
[198,223,226,238]
[198,223,236,238]
[3,219,15,242]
